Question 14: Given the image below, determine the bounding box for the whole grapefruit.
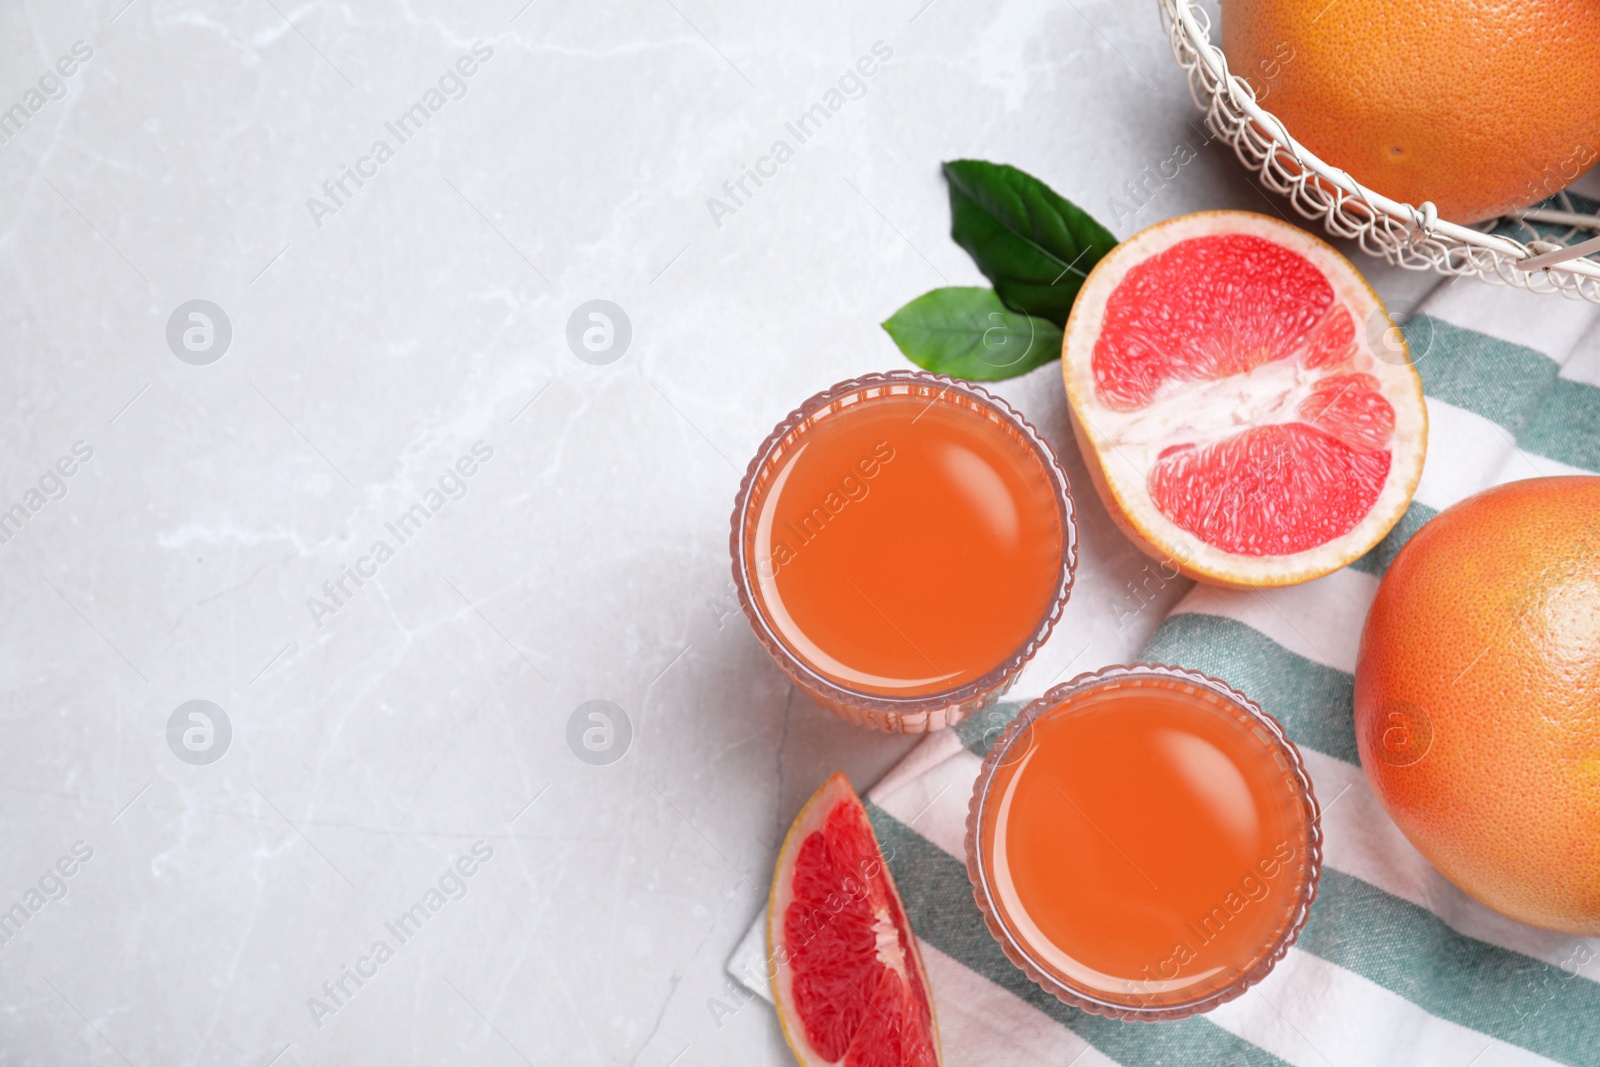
[1354,477,1600,934]
[1222,0,1600,222]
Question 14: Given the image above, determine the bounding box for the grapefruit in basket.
[1222,0,1600,223]
[769,773,940,1067]
[1062,211,1426,587]
[1355,477,1600,935]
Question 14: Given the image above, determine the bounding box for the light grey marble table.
[0,1,1439,1063]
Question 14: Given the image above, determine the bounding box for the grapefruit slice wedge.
[1062,210,1427,587]
[769,773,940,1067]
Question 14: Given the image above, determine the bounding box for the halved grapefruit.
[769,773,940,1067]
[1062,211,1427,587]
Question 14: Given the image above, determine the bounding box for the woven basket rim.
[1160,0,1600,300]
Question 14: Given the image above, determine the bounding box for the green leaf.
[882,287,1063,381]
[943,159,1118,327]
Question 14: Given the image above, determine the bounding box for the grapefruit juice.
[969,665,1321,1018]
[732,373,1076,732]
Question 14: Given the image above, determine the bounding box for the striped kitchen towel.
[730,269,1600,1066]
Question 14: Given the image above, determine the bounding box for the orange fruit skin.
[1354,477,1600,934]
[1222,0,1600,223]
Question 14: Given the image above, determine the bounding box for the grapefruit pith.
[1062,211,1426,587]
[769,773,940,1067]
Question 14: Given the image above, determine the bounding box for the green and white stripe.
[731,277,1600,1065]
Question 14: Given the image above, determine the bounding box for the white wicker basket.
[1160,0,1600,302]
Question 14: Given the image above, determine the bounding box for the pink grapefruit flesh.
[769,773,940,1067]
[1063,211,1426,587]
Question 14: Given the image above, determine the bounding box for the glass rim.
[728,370,1079,719]
[964,662,1324,1021]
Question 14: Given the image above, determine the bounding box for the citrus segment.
[1093,232,1333,409]
[1147,423,1391,557]
[1297,373,1394,453]
[770,774,940,1067]
[1063,211,1426,587]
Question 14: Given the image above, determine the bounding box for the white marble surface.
[0,1,1445,1064]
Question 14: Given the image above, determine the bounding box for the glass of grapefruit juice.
[967,663,1322,1019]
[731,371,1077,733]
